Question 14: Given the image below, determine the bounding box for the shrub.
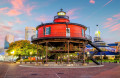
[103,56,108,60]
[95,56,100,60]
[115,56,120,60]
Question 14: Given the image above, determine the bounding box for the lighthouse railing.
[54,16,69,19]
[85,34,92,41]
[31,33,92,41]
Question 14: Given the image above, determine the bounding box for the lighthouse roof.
[36,22,87,30]
[57,8,66,16]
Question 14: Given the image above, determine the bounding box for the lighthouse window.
[45,27,51,35]
[82,29,84,37]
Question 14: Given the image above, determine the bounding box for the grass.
[86,59,120,63]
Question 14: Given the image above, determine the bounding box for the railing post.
[46,42,48,63]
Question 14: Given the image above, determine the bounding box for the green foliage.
[115,55,120,60]
[95,56,100,60]
[103,56,108,60]
[6,40,44,56]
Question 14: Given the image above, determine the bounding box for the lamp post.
[87,27,90,36]
[87,52,90,64]
[30,52,32,64]
[11,51,14,63]
[118,45,120,63]
[100,52,102,65]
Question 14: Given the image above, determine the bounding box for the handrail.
[31,32,92,41]
[54,16,69,20]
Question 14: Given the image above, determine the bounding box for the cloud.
[89,0,95,4]
[15,18,23,24]
[15,37,25,41]
[5,0,35,16]
[110,24,120,29]
[66,8,78,16]
[25,5,35,16]
[103,0,112,7]
[0,7,9,11]
[0,23,24,47]
[8,22,14,26]
[70,16,79,19]
[103,22,117,28]
[66,8,79,20]
[0,7,9,13]
[107,18,112,21]
[6,9,22,16]
[14,30,23,34]
[1,26,12,31]
[103,13,120,32]
[113,13,120,18]
[36,15,52,22]
[110,27,119,32]
[11,0,24,10]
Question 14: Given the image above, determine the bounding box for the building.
[25,27,36,41]
[31,9,102,65]
[86,26,119,60]
[4,34,14,49]
[108,42,120,52]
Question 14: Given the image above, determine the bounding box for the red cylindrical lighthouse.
[32,9,91,64]
[36,9,87,39]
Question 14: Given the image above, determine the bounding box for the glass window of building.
[82,29,84,37]
[45,27,51,35]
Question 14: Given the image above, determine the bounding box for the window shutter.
[82,29,84,37]
[49,27,51,34]
[43,27,45,35]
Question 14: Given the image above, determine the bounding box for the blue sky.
[0,0,120,47]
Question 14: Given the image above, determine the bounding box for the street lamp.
[30,52,32,64]
[87,52,90,64]
[87,27,90,36]
[11,51,14,63]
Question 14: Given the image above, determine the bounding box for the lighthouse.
[31,9,101,65]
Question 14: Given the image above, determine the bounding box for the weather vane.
[60,8,63,11]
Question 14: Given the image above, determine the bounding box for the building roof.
[108,43,118,46]
[90,51,119,55]
[0,52,5,55]
[36,22,87,30]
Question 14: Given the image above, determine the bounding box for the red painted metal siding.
[38,24,85,38]
[54,18,69,23]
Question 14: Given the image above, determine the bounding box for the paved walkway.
[93,64,120,78]
[0,62,120,78]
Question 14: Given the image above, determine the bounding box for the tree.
[6,40,43,57]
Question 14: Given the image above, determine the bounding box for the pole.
[87,27,90,36]
[68,40,70,64]
[46,42,48,63]
[30,54,32,64]
[83,47,85,65]
[119,51,120,63]
[36,43,39,65]
[89,27,90,36]
[12,55,14,63]
[82,42,86,65]
[100,52,102,65]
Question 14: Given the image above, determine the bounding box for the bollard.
[20,61,22,64]
[30,61,32,64]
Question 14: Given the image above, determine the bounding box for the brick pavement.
[0,62,120,78]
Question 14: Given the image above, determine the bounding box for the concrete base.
[67,64,74,66]
[44,64,49,66]
[82,63,87,66]
[35,63,39,66]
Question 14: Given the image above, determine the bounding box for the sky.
[0,0,120,47]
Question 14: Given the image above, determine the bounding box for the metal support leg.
[36,43,39,65]
[46,42,48,63]
[68,40,70,64]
